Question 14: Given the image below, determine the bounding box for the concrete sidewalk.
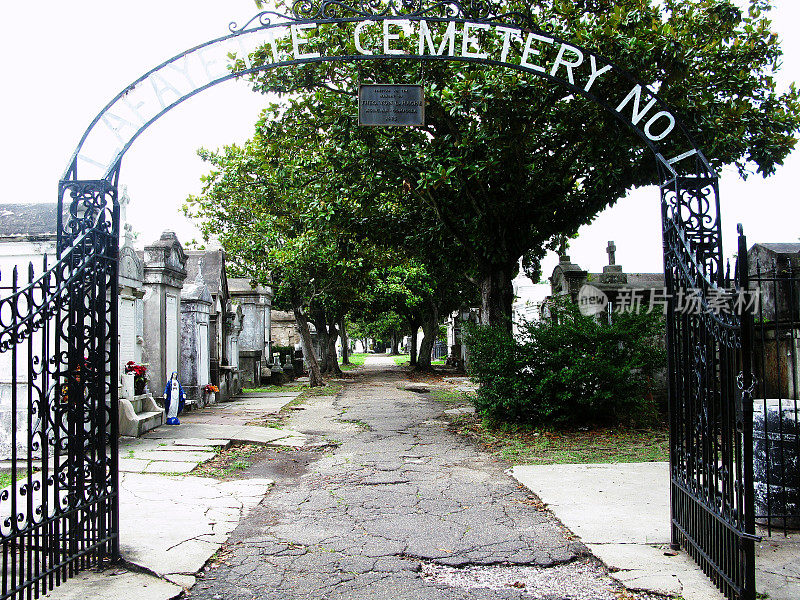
[43,389,307,600]
[119,390,307,474]
[511,462,800,600]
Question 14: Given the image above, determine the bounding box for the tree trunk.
[290,294,324,387]
[479,266,515,332]
[315,325,330,373]
[409,327,418,366]
[340,317,349,365]
[417,310,438,372]
[325,322,342,375]
[390,332,399,355]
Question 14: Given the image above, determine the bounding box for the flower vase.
[207,392,216,405]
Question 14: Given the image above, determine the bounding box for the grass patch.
[192,444,263,480]
[244,384,308,393]
[447,412,668,465]
[430,388,472,403]
[0,471,39,489]
[336,418,371,430]
[392,355,446,366]
[303,382,344,398]
[339,353,367,371]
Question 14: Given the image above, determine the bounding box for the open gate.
[0,178,120,599]
[662,162,757,600]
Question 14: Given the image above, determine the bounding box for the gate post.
[56,170,121,565]
[737,224,756,600]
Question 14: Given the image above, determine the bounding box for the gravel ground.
[421,557,664,599]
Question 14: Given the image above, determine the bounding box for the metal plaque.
[358,84,425,127]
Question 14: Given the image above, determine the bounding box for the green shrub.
[465,302,665,427]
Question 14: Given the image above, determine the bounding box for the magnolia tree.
[232,0,798,330]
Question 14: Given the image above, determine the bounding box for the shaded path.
[186,364,624,599]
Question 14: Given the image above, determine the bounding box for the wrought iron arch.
[0,2,755,599]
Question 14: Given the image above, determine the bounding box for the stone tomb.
[180,279,213,407]
[229,278,273,388]
[747,243,800,399]
[222,301,243,399]
[0,204,62,457]
[141,231,188,402]
[117,196,164,437]
[184,249,242,402]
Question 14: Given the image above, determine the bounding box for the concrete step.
[134,410,165,437]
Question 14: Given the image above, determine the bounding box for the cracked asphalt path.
[187,361,590,600]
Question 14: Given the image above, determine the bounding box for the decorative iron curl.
[0,234,98,352]
[229,12,278,33]
[229,0,537,30]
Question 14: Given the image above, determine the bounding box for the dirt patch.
[191,444,266,480]
[407,370,446,384]
[446,412,669,466]
[243,447,329,483]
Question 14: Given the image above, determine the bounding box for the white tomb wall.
[166,294,178,378]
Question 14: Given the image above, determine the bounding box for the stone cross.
[120,186,135,247]
[606,240,616,266]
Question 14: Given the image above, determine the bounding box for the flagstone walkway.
[118,390,306,474]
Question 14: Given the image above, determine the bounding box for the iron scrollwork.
[229,0,538,32]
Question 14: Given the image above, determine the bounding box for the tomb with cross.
[600,240,626,284]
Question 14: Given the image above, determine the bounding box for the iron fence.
[748,256,800,536]
[0,180,119,599]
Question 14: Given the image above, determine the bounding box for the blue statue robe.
[163,373,186,425]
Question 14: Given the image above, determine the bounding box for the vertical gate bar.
[54,184,64,589]
[68,232,81,579]
[54,262,63,589]
[26,262,34,600]
[738,226,756,600]
[90,227,100,564]
[39,254,49,600]
[11,267,18,596]
[711,319,719,534]
[704,320,712,508]
[788,261,800,537]
[108,198,120,560]
[86,244,94,568]
[666,251,679,549]
[2,538,6,599]
[66,265,75,579]
[772,259,785,534]
[78,250,86,574]
[755,261,770,534]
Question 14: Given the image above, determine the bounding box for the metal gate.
[0,174,120,599]
[662,159,757,600]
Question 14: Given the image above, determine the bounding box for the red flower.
[125,362,147,377]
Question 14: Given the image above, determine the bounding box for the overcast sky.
[0,1,797,279]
